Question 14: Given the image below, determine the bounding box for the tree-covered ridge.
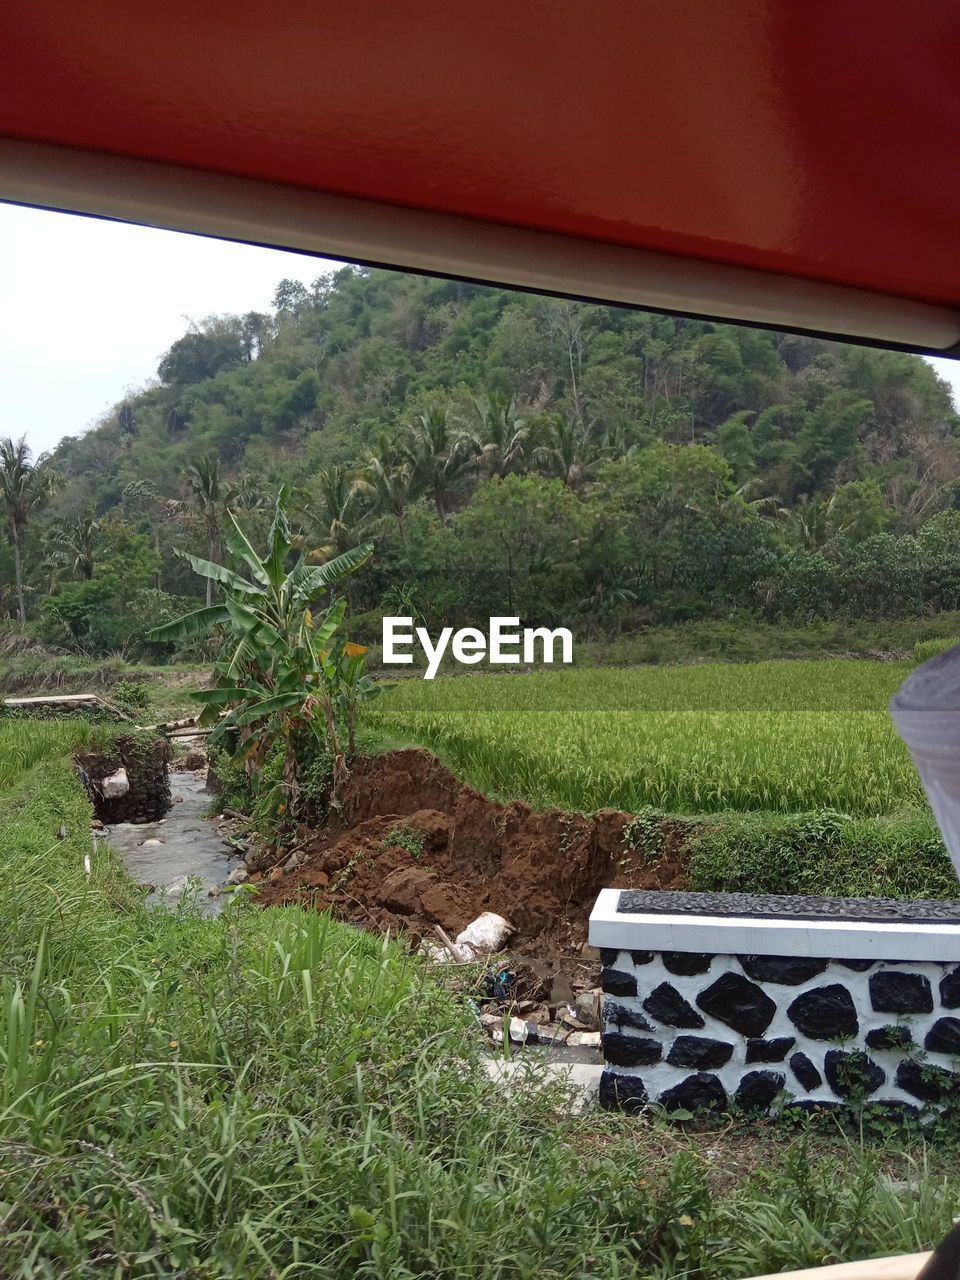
[4,264,960,653]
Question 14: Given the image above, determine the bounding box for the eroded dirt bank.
[252,748,689,972]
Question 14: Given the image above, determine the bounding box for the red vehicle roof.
[2,1,959,351]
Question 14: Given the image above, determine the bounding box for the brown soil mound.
[254,749,689,974]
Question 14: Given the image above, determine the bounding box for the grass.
[3,725,960,1275]
[366,661,920,817]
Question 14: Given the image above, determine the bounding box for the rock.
[207,886,222,898]
[925,1017,960,1055]
[600,967,637,998]
[566,1031,601,1048]
[838,959,875,972]
[658,1073,728,1116]
[100,767,130,799]
[940,966,960,1008]
[604,1001,654,1034]
[866,1025,913,1051]
[643,983,705,1029]
[377,865,436,913]
[629,951,654,965]
[171,796,184,804]
[574,989,601,1029]
[550,972,577,1005]
[560,1010,590,1032]
[226,867,249,885]
[268,867,283,883]
[896,1059,960,1103]
[599,1069,647,1112]
[738,955,828,985]
[868,1100,921,1126]
[539,1025,568,1043]
[790,1052,822,1091]
[90,819,104,829]
[696,973,776,1037]
[787,984,859,1040]
[603,1032,662,1067]
[824,1049,885,1098]
[600,949,619,968]
[281,852,303,872]
[140,838,164,846]
[869,971,933,1015]
[666,1035,734,1069]
[735,1070,786,1114]
[746,1036,795,1063]
[479,1013,503,1027]
[183,751,206,770]
[662,952,713,976]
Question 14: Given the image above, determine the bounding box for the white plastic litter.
[453,912,515,962]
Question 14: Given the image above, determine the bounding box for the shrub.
[110,679,152,715]
[914,637,959,664]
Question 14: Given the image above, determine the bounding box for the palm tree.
[364,435,420,542]
[532,412,600,491]
[0,436,60,621]
[183,456,237,607]
[459,393,529,478]
[404,404,466,521]
[43,508,100,582]
[298,466,373,560]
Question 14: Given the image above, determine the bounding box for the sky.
[2,200,959,458]
[0,202,339,456]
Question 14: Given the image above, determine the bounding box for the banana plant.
[191,599,352,808]
[149,485,373,688]
[149,487,381,812]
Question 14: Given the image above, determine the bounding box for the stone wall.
[77,732,172,824]
[590,888,960,1123]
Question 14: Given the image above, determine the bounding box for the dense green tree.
[15,263,960,640]
[43,509,100,582]
[405,404,466,521]
[0,436,60,621]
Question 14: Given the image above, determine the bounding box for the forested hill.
[6,263,960,655]
[53,265,957,514]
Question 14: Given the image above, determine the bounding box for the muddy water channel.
[102,769,236,915]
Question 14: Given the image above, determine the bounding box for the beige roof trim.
[2,137,959,354]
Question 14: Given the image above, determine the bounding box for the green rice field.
[368,660,923,816]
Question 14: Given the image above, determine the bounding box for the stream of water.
[101,769,236,915]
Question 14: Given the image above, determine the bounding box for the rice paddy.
[368,660,922,816]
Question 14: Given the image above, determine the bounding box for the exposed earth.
[251,748,690,983]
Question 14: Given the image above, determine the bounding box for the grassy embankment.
[2,718,960,1277]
